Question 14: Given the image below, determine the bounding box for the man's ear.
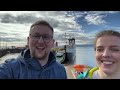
[53,39,55,45]
[27,37,29,48]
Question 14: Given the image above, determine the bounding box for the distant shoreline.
[76,44,93,47]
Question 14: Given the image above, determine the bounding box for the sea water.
[75,45,96,67]
[0,45,96,67]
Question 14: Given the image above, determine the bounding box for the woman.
[77,30,120,79]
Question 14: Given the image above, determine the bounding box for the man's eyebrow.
[30,33,39,35]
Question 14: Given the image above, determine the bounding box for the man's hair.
[29,20,54,34]
[94,30,120,50]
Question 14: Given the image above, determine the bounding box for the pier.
[0,48,25,58]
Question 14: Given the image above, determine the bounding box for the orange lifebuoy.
[73,64,85,69]
[75,68,84,72]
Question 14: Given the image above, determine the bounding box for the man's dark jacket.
[0,49,67,79]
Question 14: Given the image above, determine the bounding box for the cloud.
[0,11,83,46]
[0,13,39,24]
[84,13,106,25]
[0,11,82,32]
[0,32,8,36]
[0,11,119,46]
[0,37,22,42]
[84,11,119,25]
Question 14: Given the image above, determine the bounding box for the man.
[0,20,67,79]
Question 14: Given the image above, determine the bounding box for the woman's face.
[95,35,120,75]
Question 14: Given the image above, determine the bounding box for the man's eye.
[43,36,49,38]
[33,35,39,37]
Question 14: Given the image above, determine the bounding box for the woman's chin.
[103,68,114,75]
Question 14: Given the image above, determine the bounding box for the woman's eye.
[96,48,103,52]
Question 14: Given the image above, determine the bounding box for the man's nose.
[38,36,44,42]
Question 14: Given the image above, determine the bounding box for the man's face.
[27,25,54,60]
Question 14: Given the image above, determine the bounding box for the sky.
[0,11,120,48]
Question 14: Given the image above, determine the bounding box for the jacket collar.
[17,49,56,70]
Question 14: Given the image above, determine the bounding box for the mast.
[0,37,1,49]
[65,33,67,45]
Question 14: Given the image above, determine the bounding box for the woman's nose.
[102,49,111,58]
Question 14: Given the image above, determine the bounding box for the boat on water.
[61,38,76,64]
[52,37,76,64]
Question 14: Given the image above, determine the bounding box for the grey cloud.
[0,12,60,28]
[45,18,59,28]
[1,14,16,23]
[54,32,95,45]
[0,13,39,24]
[0,32,8,36]
[0,37,23,42]
[16,14,39,24]
[0,32,25,42]
[74,33,95,41]
[56,33,76,40]
[0,32,23,39]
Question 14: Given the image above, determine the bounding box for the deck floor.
[64,64,76,79]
